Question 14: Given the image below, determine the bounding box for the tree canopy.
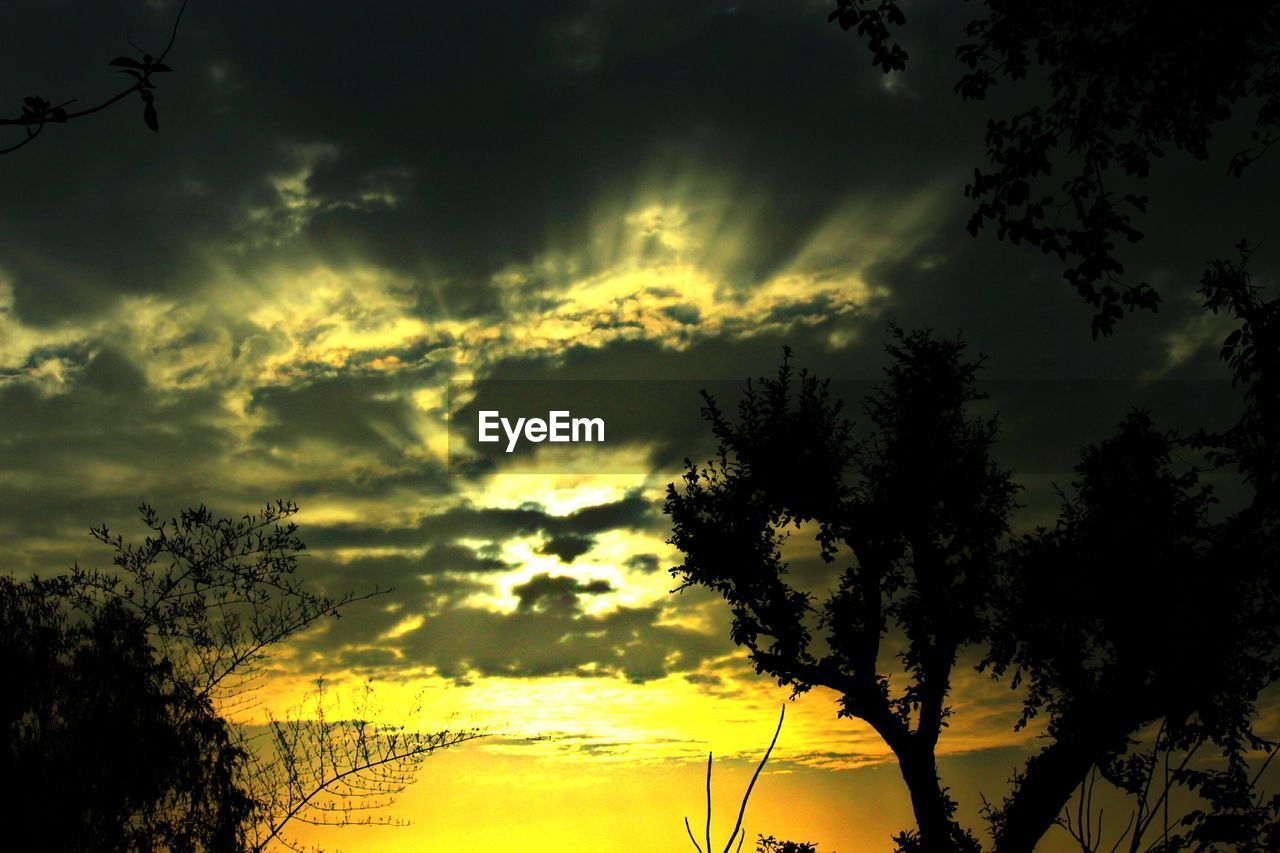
[0,576,253,851]
[831,0,1280,336]
[2,502,483,852]
[668,329,1018,851]
[668,275,1280,850]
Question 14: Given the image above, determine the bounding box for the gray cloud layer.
[1,0,1273,690]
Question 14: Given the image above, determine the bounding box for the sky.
[1,1,1277,850]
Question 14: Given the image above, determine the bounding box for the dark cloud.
[421,542,511,574]
[248,373,423,454]
[0,348,233,538]
[301,544,514,598]
[536,533,595,564]
[625,553,662,574]
[1,0,1275,697]
[513,572,612,613]
[315,600,728,685]
[682,672,725,690]
[0,0,975,324]
[1,0,1271,341]
[557,493,652,534]
[308,491,656,551]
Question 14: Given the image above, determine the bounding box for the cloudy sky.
[1,1,1276,850]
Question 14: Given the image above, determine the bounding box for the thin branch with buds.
[0,0,190,155]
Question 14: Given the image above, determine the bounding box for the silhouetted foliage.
[667,330,1018,851]
[982,409,1279,850]
[1057,731,1280,853]
[251,680,484,852]
[816,4,1280,845]
[669,296,1280,849]
[827,1,1280,336]
[990,251,1280,853]
[827,0,907,72]
[6,501,482,851]
[757,837,820,853]
[1192,241,1280,510]
[0,575,253,851]
[59,501,377,704]
[0,1,188,156]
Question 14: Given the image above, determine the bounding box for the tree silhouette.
[0,575,253,851]
[7,501,483,851]
[250,681,482,852]
[60,501,378,704]
[808,6,1280,846]
[0,0,189,156]
[982,410,1278,851]
[668,299,1280,849]
[1193,242,1280,511]
[828,0,1280,336]
[1056,729,1280,852]
[667,329,1019,852]
[992,250,1280,853]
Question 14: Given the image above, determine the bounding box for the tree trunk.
[993,736,1102,853]
[897,742,956,850]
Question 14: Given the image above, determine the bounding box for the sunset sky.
[2,1,1277,850]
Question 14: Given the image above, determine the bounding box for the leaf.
[109,56,145,69]
[143,99,159,132]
